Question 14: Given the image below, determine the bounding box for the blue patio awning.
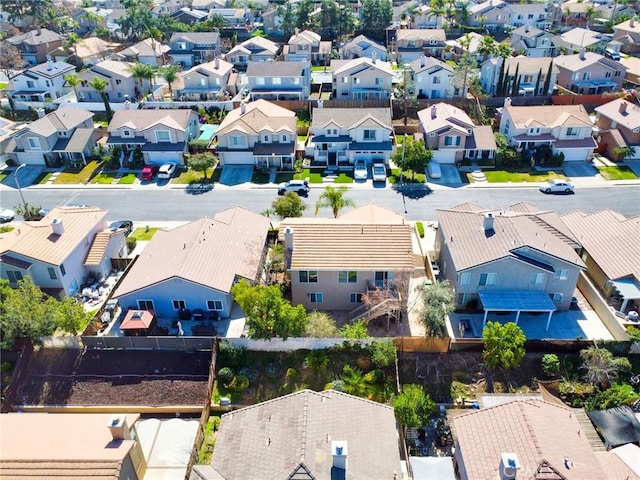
[612,278,640,299]
[479,290,557,312]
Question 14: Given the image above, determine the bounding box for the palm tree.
[159,64,179,98]
[478,35,496,62]
[315,185,355,218]
[64,74,81,101]
[127,62,155,96]
[88,77,113,122]
[584,5,601,30]
[495,42,513,60]
[140,63,156,94]
[63,32,81,67]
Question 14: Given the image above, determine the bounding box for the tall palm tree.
[88,77,113,122]
[127,62,150,95]
[64,73,81,101]
[315,185,355,218]
[159,64,179,98]
[140,63,156,94]
[63,32,81,67]
[478,35,496,62]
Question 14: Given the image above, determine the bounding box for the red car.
[141,164,159,181]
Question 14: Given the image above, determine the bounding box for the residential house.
[562,209,640,314]
[106,108,199,165]
[6,60,75,108]
[5,107,96,167]
[224,36,279,69]
[307,107,395,166]
[396,29,446,62]
[214,100,296,169]
[411,4,446,29]
[261,7,282,35]
[554,27,611,54]
[594,98,640,161]
[468,0,513,32]
[4,28,63,65]
[621,56,640,86]
[613,18,640,54]
[339,34,388,61]
[552,1,591,30]
[215,8,250,30]
[152,0,188,16]
[411,56,458,99]
[449,32,485,63]
[76,59,137,103]
[0,206,127,298]
[553,51,627,94]
[174,57,234,101]
[245,61,311,100]
[0,413,145,479]
[436,202,585,318]
[0,116,20,166]
[279,204,415,312]
[116,38,170,66]
[331,57,393,100]
[510,25,555,57]
[73,6,126,36]
[418,103,497,164]
[170,7,210,25]
[283,29,332,65]
[49,37,117,67]
[190,0,225,11]
[510,2,551,29]
[169,32,221,68]
[112,207,270,319]
[481,56,558,96]
[452,400,639,480]
[197,389,403,480]
[499,102,596,161]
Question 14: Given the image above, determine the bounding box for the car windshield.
[373,165,384,172]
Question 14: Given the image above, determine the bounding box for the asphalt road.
[2,183,639,222]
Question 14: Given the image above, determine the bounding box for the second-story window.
[273,77,281,85]
[363,129,376,140]
[156,130,171,142]
[566,127,578,136]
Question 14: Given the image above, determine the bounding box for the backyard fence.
[394,336,451,353]
[577,271,630,342]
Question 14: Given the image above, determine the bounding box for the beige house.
[215,99,296,169]
[5,28,63,65]
[106,109,199,165]
[621,56,640,87]
[613,18,640,54]
[283,29,331,64]
[331,57,394,100]
[481,56,558,96]
[279,204,415,312]
[174,57,234,101]
[76,59,138,103]
[396,29,446,62]
[418,103,496,164]
[225,37,279,68]
[116,38,170,66]
[594,98,640,160]
[339,34,388,61]
[510,25,555,57]
[553,51,627,94]
[468,0,513,32]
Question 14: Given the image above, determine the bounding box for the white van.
[427,161,442,179]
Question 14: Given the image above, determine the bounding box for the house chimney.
[619,101,628,114]
[371,51,377,63]
[317,99,324,108]
[420,56,425,67]
[630,18,635,28]
[504,96,512,107]
[499,453,519,480]
[47,59,54,70]
[107,415,131,441]
[215,57,220,69]
[431,104,437,119]
[240,102,246,114]
[524,24,529,33]
[36,108,46,119]
[579,48,586,60]
[37,26,42,35]
[294,27,299,35]
[332,441,348,471]
[483,212,495,232]
[284,226,294,251]
[51,218,65,235]
[124,100,131,110]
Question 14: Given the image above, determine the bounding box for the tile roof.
[333,56,394,76]
[29,60,75,78]
[121,309,155,330]
[84,231,116,266]
[410,55,453,75]
[113,207,270,297]
[436,203,584,271]
[210,389,401,480]
[503,104,592,128]
[501,56,558,76]
[108,109,196,132]
[553,52,625,73]
[117,38,169,58]
[246,60,308,77]
[560,27,604,48]
[25,107,94,137]
[0,207,108,265]
[453,400,609,480]
[595,98,640,130]
[311,107,392,130]
[86,59,136,78]
[418,102,475,135]
[340,35,388,57]
[169,31,219,44]
[279,204,414,271]
[397,28,446,42]
[561,209,640,282]
[288,29,321,44]
[216,99,295,136]
[182,58,233,79]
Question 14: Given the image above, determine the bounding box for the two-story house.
[6,60,75,109]
[190,0,225,11]
[339,34,388,61]
[331,57,393,100]
[411,56,459,99]
[214,100,296,169]
[170,7,209,26]
[261,7,282,35]
[76,59,137,103]
[450,32,485,63]
[73,6,126,36]
[436,202,585,318]
[613,18,640,54]
[552,1,591,31]
[224,36,280,69]
[396,29,446,62]
[499,102,597,161]
[481,57,558,96]
[553,51,627,94]
[418,103,496,164]
[246,61,311,100]
[0,206,127,299]
[279,204,415,312]
[168,32,220,68]
[468,0,513,32]
[116,38,170,66]
[174,57,234,101]
[554,27,611,54]
[411,4,446,29]
[4,28,63,65]
[594,98,640,161]
[5,107,96,167]
[510,25,555,57]
[49,37,116,67]
[106,108,199,165]
[510,3,550,29]
[306,107,395,167]
[283,29,332,65]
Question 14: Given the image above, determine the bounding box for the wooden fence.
[394,336,451,353]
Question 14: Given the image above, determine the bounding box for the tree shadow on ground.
[392,183,434,200]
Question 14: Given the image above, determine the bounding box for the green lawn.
[33,172,53,185]
[0,171,8,183]
[388,168,426,184]
[118,173,138,184]
[54,161,103,184]
[334,173,354,183]
[483,170,566,183]
[597,166,638,180]
[294,168,323,183]
[0,82,7,89]
[173,167,215,184]
[91,173,116,184]
[252,171,270,184]
[130,227,158,241]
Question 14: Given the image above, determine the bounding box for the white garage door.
[220,151,254,166]
[17,151,45,166]
[146,151,182,165]
[432,149,457,164]
[557,148,591,162]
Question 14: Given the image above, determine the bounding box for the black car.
[109,220,134,236]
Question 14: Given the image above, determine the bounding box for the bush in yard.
[416,221,425,238]
[217,367,235,385]
[229,375,250,393]
[126,237,137,252]
[305,350,329,373]
[370,339,396,368]
[542,353,560,376]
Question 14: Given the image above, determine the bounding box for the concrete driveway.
[563,162,599,178]
[1,165,44,189]
[219,165,254,186]
[426,164,463,186]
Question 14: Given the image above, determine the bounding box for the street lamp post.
[14,163,27,211]
[400,133,408,214]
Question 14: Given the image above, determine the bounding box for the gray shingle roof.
[246,60,308,77]
[311,108,392,130]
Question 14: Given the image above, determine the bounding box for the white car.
[278,179,310,196]
[539,179,574,194]
[0,208,15,223]
[158,163,177,179]
[372,160,387,182]
[427,161,442,179]
[353,159,368,181]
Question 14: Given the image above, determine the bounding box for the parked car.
[353,159,368,181]
[372,160,387,182]
[427,161,442,179]
[278,179,310,196]
[141,164,160,181]
[0,207,15,223]
[539,179,574,194]
[109,220,134,236]
[604,48,621,61]
[158,163,177,179]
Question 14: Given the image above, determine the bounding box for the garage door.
[556,148,590,162]
[220,151,254,166]
[432,149,457,164]
[17,151,45,166]
[146,151,182,165]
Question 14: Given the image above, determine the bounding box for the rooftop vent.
[107,415,131,441]
[51,218,64,236]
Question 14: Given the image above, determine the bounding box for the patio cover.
[479,290,557,330]
[121,309,155,331]
[409,457,456,480]
[613,278,640,300]
[586,406,640,448]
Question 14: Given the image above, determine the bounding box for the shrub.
[541,354,560,376]
[211,416,221,431]
[218,367,235,385]
[229,375,250,393]
[126,237,137,252]
[370,339,396,368]
[416,221,425,238]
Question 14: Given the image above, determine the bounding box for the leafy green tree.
[305,350,329,373]
[88,77,113,122]
[482,321,526,371]
[453,51,477,98]
[580,346,631,390]
[477,35,496,62]
[271,192,307,220]
[231,279,307,339]
[55,296,91,334]
[541,353,560,376]
[188,152,217,180]
[419,280,454,338]
[14,203,44,221]
[392,137,432,180]
[315,185,355,218]
[339,320,370,339]
[305,311,339,337]
[370,339,396,368]
[0,43,27,80]
[277,2,296,37]
[159,64,179,97]
[360,0,393,41]
[64,74,81,100]
[118,0,154,41]
[393,384,435,428]
[339,364,375,398]
[295,0,318,31]
[612,146,636,162]
[584,383,639,411]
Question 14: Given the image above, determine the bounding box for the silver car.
[539,179,574,194]
[0,207,15,223]
[372,160,387,182]
[353,159,368,181]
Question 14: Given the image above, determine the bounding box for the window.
[342,76,348,83]
[122,129,132,137]
[550,293,563,303]
[232,135,243,146]
[214,77,220,86]
[432,76,440,84]
[282,134,288,142]
[27,137,40,149]
[48,267,57,280]
[375,77,381,85]
[528,127,541,135]
[459,272,471,286]
[273,77,281,85]
[60,263,66,276]
[479,273,497,286]
[328,128,338,136]
[172,300,186,310]
[200,78,206,86]
[299,271,318,283]
[350,293,363,303]
[504,120,510,135]
[339,271,358,283]
[614,71,621,77]
[566,127,578,137]
[310,292,323,303]
[155,130,171,142]
[115,79,122,85]
[363,129,376,140]
[293,78,300,85]
[407,40,416,47]
[256,77,265,85]
[26,80,35,88]
[456,292,466,305]
[138,300,154,310]
[375,271,393,288]
[7,271,23,283]
[207,300,223,310]
[353,77,361,84]
[554,269,569,280]
[605,72,612,78]
[582,72,590,80]
[263,134,270,143]
[444,136,460,146]
[529,273,545,285]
